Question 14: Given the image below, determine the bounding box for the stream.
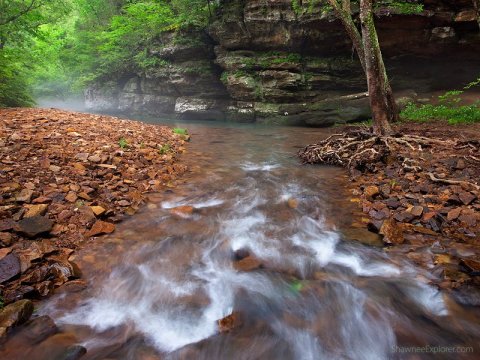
[4,120,480,359]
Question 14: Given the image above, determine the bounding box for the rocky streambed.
[0,108,188,341]
[0,116,479,359]
[300,122,480,299]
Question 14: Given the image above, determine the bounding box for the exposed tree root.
[427,172,480,191]
[299,129,480,190]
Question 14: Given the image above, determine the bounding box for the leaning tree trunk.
[359,0,397,136]
[327,0,366,72]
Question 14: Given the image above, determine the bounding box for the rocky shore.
[301,122,480,301]
[0,108,188,339]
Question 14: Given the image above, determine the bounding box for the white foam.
[405,282,448,316]
[162,197,224,210]
[190,198,224,208]
[241,162,281,171]
[331,253,401,277]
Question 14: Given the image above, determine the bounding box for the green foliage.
[134,50,169,71]
[0,0,215,106]
[159,144,171,154]
[292,0,423,17]
[220,71,229,83]
[401,103,480,124]
[401,80,480,124]
[75,199,85,208]
[173,128,188,135]
[0,50,35,107]
[0,295,4,309]
[0,0,71,106]
[118,137,129,149]
[465,77,480,90]
[291,0,325,16]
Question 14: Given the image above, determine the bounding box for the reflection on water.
[3,122,480,359]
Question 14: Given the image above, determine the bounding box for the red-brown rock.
[86,220,116,237]
[379,219,404,245]
[233,256,262,271]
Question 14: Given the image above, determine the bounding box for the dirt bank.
[0,108,188,307]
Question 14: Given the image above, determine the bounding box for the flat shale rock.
[15,216,53,238]
[217,312,242,333]
[0,253,21,283]
[24,204,49,218]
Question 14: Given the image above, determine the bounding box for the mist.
[35,96,86,113]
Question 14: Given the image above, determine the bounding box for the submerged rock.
[233,255,262,271]
[460,259,480,276]
[342,228,383,247]
[15,315,58,344]
[170,206,195,218]
[217,311,242,333]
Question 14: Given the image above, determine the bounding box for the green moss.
[253,51,303,69]
[271,53,302,64]
[179,64,212,76]
[303,71,314,82]
[379,1,424,15]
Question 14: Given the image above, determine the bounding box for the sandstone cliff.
[85,0,480,125]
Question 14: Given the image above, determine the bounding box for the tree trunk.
[473,0,480,31]
[359,0,397,136]
[328,0,366,72]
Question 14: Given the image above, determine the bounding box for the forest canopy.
[0,0,213,107]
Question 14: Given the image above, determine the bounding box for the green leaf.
[288,279,304,294]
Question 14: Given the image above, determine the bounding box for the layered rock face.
[85,0,480,125]
[85,32,232,120]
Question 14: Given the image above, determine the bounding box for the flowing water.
[3,121,480,359]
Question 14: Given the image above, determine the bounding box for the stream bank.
[301,122,480,299]
[0,108,188,332]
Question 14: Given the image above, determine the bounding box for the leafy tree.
[294,0,425,135]
[325,0,401,135]
[0,0,70,106]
